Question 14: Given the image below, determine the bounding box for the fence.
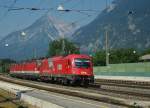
[94,62,150,76]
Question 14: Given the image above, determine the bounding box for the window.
[57,64,62,70]
[48,58,53,69]
[75,58,90,68]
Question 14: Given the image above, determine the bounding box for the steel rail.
[95,79,150,89]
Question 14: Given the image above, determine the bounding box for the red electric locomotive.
[10,61,39,79]
[10,54,94,85]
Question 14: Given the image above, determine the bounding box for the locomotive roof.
[65,54,91,59]
[11,54,91,65]
[51,54,91,59]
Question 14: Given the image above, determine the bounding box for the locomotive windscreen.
[74,59,90,68]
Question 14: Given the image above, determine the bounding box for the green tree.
[142,48,150,55]
[93,50,106,66]
[109,48,139,64]
[0,59,16,74]
[93,48,140,66]
[47,38,80,57]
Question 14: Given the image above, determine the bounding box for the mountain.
[0,15,75,60]
[72,0,150,54]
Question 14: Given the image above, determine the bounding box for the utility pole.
[62,35,65,55]
[21,31,26,59]
[105,0,109,66]
[33,48,36,59]
[105,30,109,66]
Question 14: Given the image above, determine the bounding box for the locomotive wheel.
[83,80,89,87]
[51,77,55,83]
[70,80,78,86]
[62,78,70,85]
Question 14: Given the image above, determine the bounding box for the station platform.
[95,75,150,82]
[0,80,123,108]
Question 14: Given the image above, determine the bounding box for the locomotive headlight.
[81,71,87,74]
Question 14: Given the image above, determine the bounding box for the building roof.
[139,54,150,60]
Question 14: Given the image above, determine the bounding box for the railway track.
[0,75,150,107]
[95,79,150,89]
[92,79,150,100]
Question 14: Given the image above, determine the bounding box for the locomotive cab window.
[74,58,90,68]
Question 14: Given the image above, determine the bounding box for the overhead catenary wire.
[1,4,100,24]
[0,0,101,21]
[0,0,102,35]
[0,0,102,36]
[0,0,104,56]
[57,0,100,28]
[54,0,85,26]
[3,6,101,13]
[49,0,97,32]
[0,5,100,22]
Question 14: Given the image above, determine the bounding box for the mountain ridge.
[1,0,150,60]
[0,14,75,60]
[72,0,150,54]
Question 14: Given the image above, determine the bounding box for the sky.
[0,0,113,39]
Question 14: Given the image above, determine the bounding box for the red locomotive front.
[64,54,94,85]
